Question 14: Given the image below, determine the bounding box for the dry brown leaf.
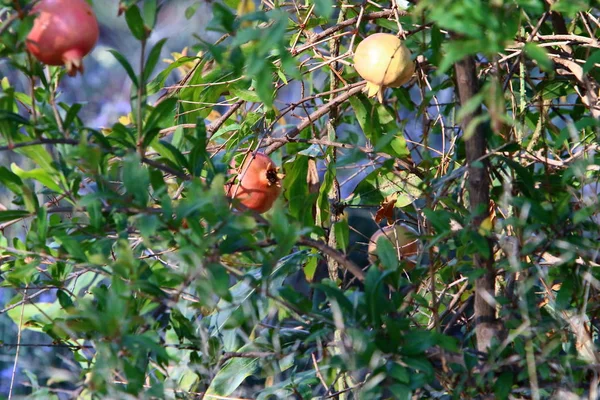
[375,193,398,224]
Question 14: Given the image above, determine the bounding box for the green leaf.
[364,266,390,326]
[456,92,484,123]
[348,165,422,208]
[188,119,210,177]
[185,3,201,19]
[494,371,513,399]
[313,0,333,19]
[7,301,65,333]
[143,98,177,143]
[303,255,318,282]
[0,110,30,125]
[63,103,82,128]
[11,164,62,193]
[123,154,150,206]
[153,140,189,171]
[389,362,410,384]
[0,166,24,194]
[14,144,55,174]
[389,384,412,400]
[253,63,275,108]
[523,43,552,72]
[210,2,236,34]
[35,204,47,244]
[147,56,198,95]
[206,343,260,396]
[376,235,399,271]
[142,0,158,30]
[314,282,355,314]
[316,160,335,225]
[348,94,378,139]
[208,263,232,301]
[583,49,600,74]
[556,276,574,310]
[143,38,168,82]
[0,210,30,222]
[438,39,485,75]
[109,50,139,87]
[56,290,74,310]
[125,5,147,41]
[230,87,261,103]
[333,219,349,251]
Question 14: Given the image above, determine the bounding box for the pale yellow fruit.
[368,223,420,269]
[353,33,414,103]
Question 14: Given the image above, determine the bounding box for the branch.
[263,83,365,154]
[262,135,420,176]
[218,351,277,367]
[298,237,365,281]
[142,157,189,180]
[551,55,600,119]
[533,34,600,48]
[291,10,402,55]
[157,99,245,138]
[230,236,365,282]
[0,138,79,151]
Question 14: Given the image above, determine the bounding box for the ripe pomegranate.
[26,0,99,76]
[368,223,420,269]
[224,153,283,213]
[353,33,415,103]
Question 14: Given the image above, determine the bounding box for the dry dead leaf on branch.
[375,193,398,224]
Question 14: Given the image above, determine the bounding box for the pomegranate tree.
[26,0,99,76]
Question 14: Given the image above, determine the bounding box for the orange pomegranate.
[26,0,99,76]
[225,153,282,213]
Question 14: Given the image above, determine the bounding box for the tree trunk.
[454,56,501,352]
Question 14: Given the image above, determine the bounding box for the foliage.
[0,0,600,398]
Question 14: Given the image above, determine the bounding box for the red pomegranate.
[26,0,99,76]
[225,153,283,213]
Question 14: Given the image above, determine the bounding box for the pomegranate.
[26,0,99,76]
[225,153,283,213]
[353,33,415,103]
[368,223,420,269]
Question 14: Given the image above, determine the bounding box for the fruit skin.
[353,33,414,103]
[368,223,419,268]
[26,0,99,76]
[224,153,282,214]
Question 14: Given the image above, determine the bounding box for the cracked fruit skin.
[353,33,414,103]
[368,223,420,268]
[26,0,99,76]
[225,153,282,214]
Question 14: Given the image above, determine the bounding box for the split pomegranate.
[26,0,99,76]
[353,33,415,103]
[225,153,283,214]
[368,223,420,269]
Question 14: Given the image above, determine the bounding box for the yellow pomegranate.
[368,223,420,269]
[353,33,415,103]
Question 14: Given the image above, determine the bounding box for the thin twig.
[8,286,27,400]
